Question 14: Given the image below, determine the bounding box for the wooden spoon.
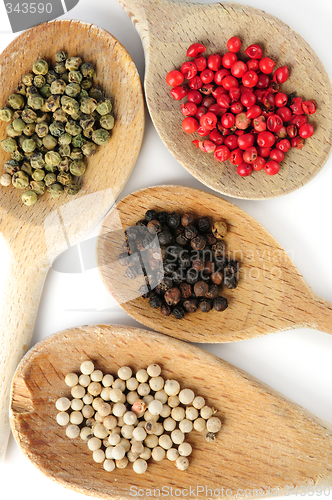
[10,324,332,498]
[97,185,332,343]
[0,20,144,460]
[116,0,332,199]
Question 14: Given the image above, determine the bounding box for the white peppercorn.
[127,391,139,405]
[167,448,179,461]
[95,411,104,423]
[78,374,90,387]
[133,427,147,442]
[193,396,205,410]
[133,459,148,474]
[70,411,83,425]
[178,442,192,457]
[131,442,144,457]
[112,445,126,460]
[144,410,159,422]
[123,411,138,426]
[152,446,165,461]
[154,423,164,436]
[159,434,172,450]
[98,402,111,417]
[71,398,84,411]
[117,416,125,427]
[55,397,71,411]
[155,390,168,404]
[145,420,158,434]
[65,373,78,387]
[140,447,152,460]
[83,393,93,405]
[100,387,111,401]
[147,364,161,378]
[193,418,206,432]
[103,459,115,472]
[207,416,222,433]
[171,429,185,444]
[179,389,195,405]
[127,450,137,463]
[56,412,69,426]
[102,374,114,387]
[66,425,80,439]
[104,415,117,430]
[93,422,109,439]
[105,446,115,459]
[112,378,126,391]
[88,437,102,451]
[113,402,126,417]
[137,383,150,397]
[171,407,185,422]
[164,379,180,396]
[201,406,214,420]
[91,370,103,382]
[160,404,171,418]
[176,456,189,471]
[163,417,176,432]
[126,377,139,391]
[143,395,154,405]
[186,407,199,421]
[116,457,128,469]
[136,369,148,383]
[93,449,105,463]
[179,419,193,434]
[80,427,93,441]
[88,382,102,397]
[168,396,180,408]
[144,434,159,449]
[108,433,121,446]
[109,389,124,403]
[121,425,134,439]
[118,366,132,380]
[71,385,85,399]
[92,397,104,411]
[149,376,164,392]
[148,399,163,416]
[120,438,131,452]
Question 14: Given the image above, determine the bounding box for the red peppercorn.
[227,36,241,53]
[214,145,230,161]
[246,105,261,119]
[181,61,198,79]
[166,70,184,87]
[263,91,275,110]
[194,56,207,72]
[256,73,270,89]
[242,71,258,88]
[257,131,275,148]
[200,69,215,84]
[299,123,314,138]
[275,92,288,107]
[208,54,222,72]
[187,90,202,104]
[259,57,276,74]
[188,75,203,90]
[269,148,284,162]
[237,162,253,176]
[302,100,317,115]
[209,103,225,116]
[181,102,197,116]
[253,156,266,171]
[276,106,292,123]
[235,112,251,130]
[217,123,230,136]
[200,112,218,130]
[195,106,208,120]
[198,140,216,153]
[224,135,238,150]
[182,117,199,133]
[291,136,304,149]
[264,160,279,175]
[228,87,241,101]
[200,83,215,95]
[241,92,256,108]
[187,43,206,58]
[276,139,291,152]
[286,124,298,138]
[289,114,307,128]
[231,101,244,114]
[217,94,231,108]
[253,115,266,132]
[231,60,248,78]
[197,126,210,136]
[221,112,235,129]
[171,84,188,100]
[276,126,287,139]
[222,52,237,68]
[245,44,263,59]
[201,95,216,108]
[209,129,224,145]
[247,59,259,71]
[243,146,258,163]
[214,68,230,85]
[221,75,239,90]
[290,97,304,115]
[266,113,283,133]
[229,148,243,165]
[273,66,289,84]
[237,133,254,150]
[213,86,228,99]
[257,146,271,158]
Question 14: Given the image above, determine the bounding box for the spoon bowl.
[10,324,332,498]
[0,19,144,459]
[97,185,332,342]
[117,0,332,199]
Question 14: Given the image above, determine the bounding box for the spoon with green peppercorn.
[0,19,144,460]
[10,324,332,497]
[97,185,332,342]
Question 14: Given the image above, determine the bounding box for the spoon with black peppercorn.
[10,324,332,498]
[116,0,332,199]
[97,185,332,342]
[0,20,144,460]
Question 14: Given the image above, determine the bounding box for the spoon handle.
[0,255,49,461]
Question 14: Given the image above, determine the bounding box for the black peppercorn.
[186,268,199,285]
[184,224,198,240]
[158,230,173,246]
[155,277,173,295]
[181,213,195,226]
[164,287,181,306]
[224,274,238,289]
[212,241,226,260]
[145,209,158,222]
[205,284,219,299]
[135,238,145,252]
[143,233,158,250]
[136,219,147,227]
[203,261,214,275]
[194,281,209,297]
[206,432,216,442]
[199,298,212,313]
[172,269,184,284]
[206,233,217,246]
[198,216,211,233]
[147,220,162,233]
[183,298,197,313]
[191,235,206,251]
[172,306,185,319]
[211,270,224,285]
[167,212,181,229]
[149,293,163,308]
[161,303,172,316]
[179,282,192,299]
[178,253,191,268]
[117,252,130,265]
[157,211,169,223]
[213,297,228,311]
[176,232,188,246]
[125,226,138,241]
[139,285,151,299]
[192,258,205,272]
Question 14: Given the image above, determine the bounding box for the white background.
[1,0,332,498]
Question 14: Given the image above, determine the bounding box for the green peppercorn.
[79,62,94,79]
[32,168,45,181]
[31,153,45,169]
[65,57,82,71]
[61,72,69,84]
[61,95,79,115]
[65,83,81,97]
[54,62,66,74]
[80,96,97,114]
[35,121,49,138]
[39,84,52,99]
[12,170,29,189]
[83,128,93,139]
[44,95,60,112]
[1,137,17,152]
[66,182,81,195]
[65,120,82,136]
[96,99,112,116]
[78,90,89,100]
[71,133,83,148]
[44,163,58,173]
[0,107,13,122]
[53,109,68,123]
[81,141,97,157]
[44,173,57,186]
[57,171,72,186]
[89,87,103,101]
[36,112,50,124]
[6,123,21,138]
[17,135,26,148]
[27,95,44,110]
[49,182,64,197]
[8,94,25,109]
[45,150,61,166]
[70,110,82,121]
[68,71,83,84]
[49,121,65,137]
[22,138,36,153]
[24,151,35,160]
[22,190,38,206]
[81,79,92,91]
[34,75,46,88]
[100,114,114,130]
[33,59,49,75]
[70,148,83,160]
[58,158,71,172]
[4,160,19,175]
[58,132,72,146]
[58,144,71,157]
[51,79,66,95]
[79,114,94,130]
[92,128,110,145]
[22,108,38,123]
[11,150,24,162]
[42,134,57,150]
[30,180,46,194]
[16,83,27,95]
[55,51,67,62]
[22,73,34,86]
[26,86,38,97]
[45,70,58,84]
[70,159,86,176]
[23,123,36,136]
[21,161,32,176]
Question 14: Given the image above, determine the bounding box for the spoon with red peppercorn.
[98,185,332,342]
[116,0,332,199]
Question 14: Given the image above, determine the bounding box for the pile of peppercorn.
[119,209,239,320]
[0,51,114,206]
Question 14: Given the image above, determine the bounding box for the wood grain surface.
[117,0,332,199]
[10,325,332,499]
[97,185,332,342]
[0,20,144,459]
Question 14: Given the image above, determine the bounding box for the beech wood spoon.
[10,324,332,498]
[97,185,332,343]
[0,20,144,460]
[116,0,332,199]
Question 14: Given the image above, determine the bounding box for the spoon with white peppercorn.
[10,324,332,498]
[0,20,144,460]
